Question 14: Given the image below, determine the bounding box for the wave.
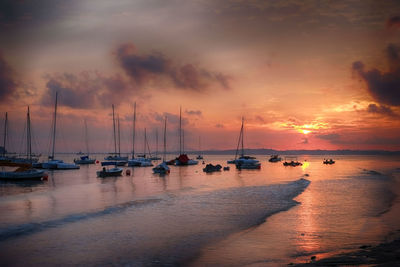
[0,178,310,266]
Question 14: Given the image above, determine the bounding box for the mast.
[234,117,243,160]
[241,117,244,157]
[155,128,158,159]
[198,136,201,155]
[132,102,136,159]
[182,129,185,154]
[27,107,32,160]
[179,106,182,154]
[84,119,89,156]
[112,104,116,155]
[143,128,147,158]
[163,116,167,162]
[51,92,58,159]
[117,114,121,156]
[3,112,7,157]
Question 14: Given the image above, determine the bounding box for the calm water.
[0,154,399,266]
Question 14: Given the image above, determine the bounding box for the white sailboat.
[103,105,128,165]
[128,103,153,167]
[129,128,153,167]
[41,92,80,170]
[74,119,96,164]
[0,107,47,180]
[230,117,261,170]
[153,116,170,174]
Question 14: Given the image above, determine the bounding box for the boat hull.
[0,169,45,180]
[97,167,123,178]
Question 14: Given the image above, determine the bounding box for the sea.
[0,154,399,266]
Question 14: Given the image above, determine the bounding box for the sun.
[299,129,311,135]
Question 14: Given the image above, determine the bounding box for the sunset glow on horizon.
[1,1,400,153]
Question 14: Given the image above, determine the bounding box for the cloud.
[316,133,341,142]
[154,112,188,126]
[386,16,400,29]
[185,109,202,116]
[366,103,398,117]
[116,43,231,91]
[352,44,400,106]
[0,53,17,103]
[42,72,136,108]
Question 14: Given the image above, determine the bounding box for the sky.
[1,0,400,154]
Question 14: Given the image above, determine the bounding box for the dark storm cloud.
[0,53,17,102]
[185,110,202,116]
[116,43,231,91]
[0,0,79,27]
[352,44,400,106]
[42,72,135,108]
[386,16,400,29]
[366,103,398,117]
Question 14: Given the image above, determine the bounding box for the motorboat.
[128,157,153,167]
[203,163,222,173]
[153,161,170,174]
[268,155,282,162]
[323,159,335,164]
[74,155,96,164]
[283,157,302,167]
[235,158,261,170]
[97,166,123,178]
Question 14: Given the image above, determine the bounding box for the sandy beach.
[294,230,400,266]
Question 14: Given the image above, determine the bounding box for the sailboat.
[103,105,127,165]
[175,106,198,166]
[40,93,79,170]
[153,116,170,174]
[0,112,9,161]
[196,136,203,160]
[74,119,96,164]
[0,107,47,180]
[128,128,153,167]
[227,117,260,169]
[150,129,161,160]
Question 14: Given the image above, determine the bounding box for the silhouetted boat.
[153,116,170,174]
[323,158,335,164]
[74,119,96,164]
[269,155,282,162]
[97,166,123,177]
[283,157,302,167]
[175,107,198,166]
[203,163,222,173]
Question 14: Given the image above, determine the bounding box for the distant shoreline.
[43,149,400,156]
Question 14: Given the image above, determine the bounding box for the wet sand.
[294,230,400,266]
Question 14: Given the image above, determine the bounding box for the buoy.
[96,160,99,164]
[42,173,49,180]
[126,169,131,176]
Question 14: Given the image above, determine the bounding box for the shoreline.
[294,230,400,266]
